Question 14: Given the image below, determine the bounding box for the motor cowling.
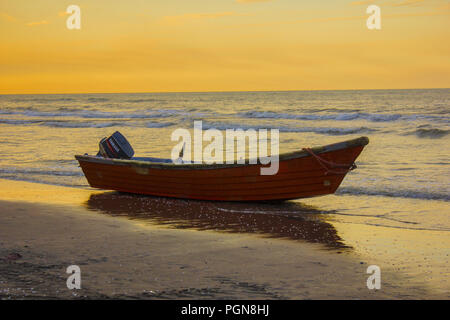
[98,131,134,159]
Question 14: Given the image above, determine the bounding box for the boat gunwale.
[75,136,369,170]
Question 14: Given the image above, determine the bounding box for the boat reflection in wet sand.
[86,192,348,249]
[76,136,369,202]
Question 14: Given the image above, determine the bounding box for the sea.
[0,89,449,212]
[0,89,449,295]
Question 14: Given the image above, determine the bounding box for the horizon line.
[0,87,449,96]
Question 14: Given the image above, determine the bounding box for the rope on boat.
[302,148,357,175]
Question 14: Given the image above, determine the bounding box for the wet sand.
[0,179,447,299]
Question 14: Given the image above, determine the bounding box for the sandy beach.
[0,179,447,299]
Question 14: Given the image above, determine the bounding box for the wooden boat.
[75,136,369,201]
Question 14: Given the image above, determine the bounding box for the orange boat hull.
[76,137,368,201]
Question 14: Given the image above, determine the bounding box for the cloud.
[26,20,49,27]
[160,12,241,25]
[0,12,17,22]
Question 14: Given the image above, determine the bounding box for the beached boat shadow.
[86,192,349,250]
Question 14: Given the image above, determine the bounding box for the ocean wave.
[41,121,124,128]
[0,110,147,119]
[0,118,124,128]
[0,109,191,120]
[303,108,362,113]
[125,98,161,103]
[86,97,109,102]
[411,128,449,138]
[201,121,375,135]
[0,109,31,115]
[2,97,76,103]
[0,118,175,129]
[337,187,450,202]
[146,121,175,128]
[0,168,83,177]
[0,119,43,125]
[2,107,446,125]
[44,120,172,128]
[239,111,446,123]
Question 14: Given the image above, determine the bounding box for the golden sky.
[0,0,449,93]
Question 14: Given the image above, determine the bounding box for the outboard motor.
[98,131,134,159]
